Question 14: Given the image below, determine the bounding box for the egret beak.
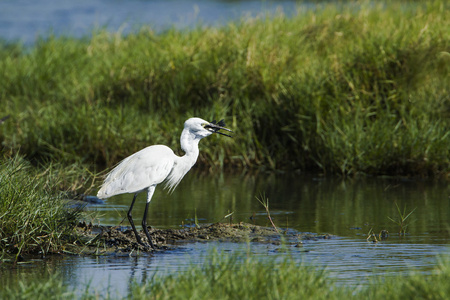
[206,119,233,138]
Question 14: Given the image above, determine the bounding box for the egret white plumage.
[97,117,232,248]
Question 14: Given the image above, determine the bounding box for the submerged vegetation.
[2,250,450,299]
[0,0,448,179]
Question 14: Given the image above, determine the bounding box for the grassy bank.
[0,156,83,258]
[1,0,449,178]
[2,251,449,299]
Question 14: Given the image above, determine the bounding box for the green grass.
[1,0,449,178]
[134,249,335,299]
[0,273,75,300]
[134,251,450,300]
[0,156,83,258]
[2,250,449,299]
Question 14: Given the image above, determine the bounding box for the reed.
[388,202,417,235]
[256,193,279,233]
[0,0,448,178]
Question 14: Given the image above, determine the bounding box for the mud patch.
[74,221,333,255]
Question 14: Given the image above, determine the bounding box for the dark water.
[1,172,448,296]
[0,0,302,45]
[95,172,449,243]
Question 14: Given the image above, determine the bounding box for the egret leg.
[127,193,146,247]
[142,201,155,249]
[142,185,156,249]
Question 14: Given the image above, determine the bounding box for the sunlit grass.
[133,251,450,300]
[4,250,449,299]
[0,273,73,300]
[0,156,83,258]
[0,0,448,177]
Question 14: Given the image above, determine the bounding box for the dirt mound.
[75,222,333,254]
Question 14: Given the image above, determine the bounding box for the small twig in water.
[256,194,279,234]
[224,211,234,226]
[194,208,199,228]
[366,228,378,243]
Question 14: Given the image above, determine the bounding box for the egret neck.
[164,127,202,193]
[180,126,202,163]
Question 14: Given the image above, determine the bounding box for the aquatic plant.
[388,202,417,235]
[256,193,279,233]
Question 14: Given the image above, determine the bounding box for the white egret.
[97,117,232,248]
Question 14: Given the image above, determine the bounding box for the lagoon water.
[0,0,302,45]
[2,172,449,296]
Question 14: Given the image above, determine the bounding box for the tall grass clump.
[0,0,449,177]
[1,251,449,299]
[0,273,76,300]
[360,255,450,299]
[130,251,450,300]
[132,249,336,300]
[0,156,82,258]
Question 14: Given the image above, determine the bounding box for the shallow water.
[4,239,448,296]
[1,172,449,296]
[92,172,449,242]
[0,0,302,45]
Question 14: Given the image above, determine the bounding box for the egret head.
[184,117,233,139]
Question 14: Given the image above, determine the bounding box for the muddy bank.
[73,222,333,255]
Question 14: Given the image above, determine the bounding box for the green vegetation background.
[1,0,449,183]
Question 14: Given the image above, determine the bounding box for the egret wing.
[97,145,175,198]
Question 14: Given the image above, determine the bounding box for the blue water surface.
[0,0,303,44]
